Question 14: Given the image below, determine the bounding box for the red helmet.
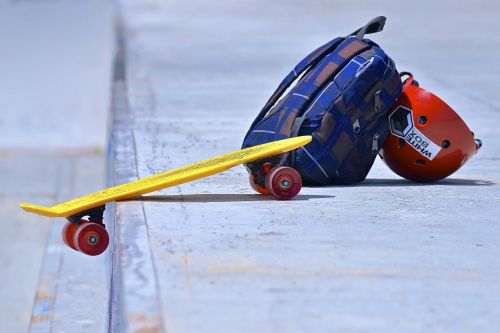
[379,73,482,182]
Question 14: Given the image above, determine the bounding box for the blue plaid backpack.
[242,16,403,185]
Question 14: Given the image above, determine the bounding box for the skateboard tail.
[19,203,61,217]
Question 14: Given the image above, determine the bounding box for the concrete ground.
[0,1,113,332]
[113,0,500,332]
[2,0,499,332]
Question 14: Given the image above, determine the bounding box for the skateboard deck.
[20,136,312,218]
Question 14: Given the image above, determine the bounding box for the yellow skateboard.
[20,136,311,256]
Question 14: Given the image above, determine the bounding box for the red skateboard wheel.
[249,175,269,195]
[265,166,302,200]
[73,222,109,256]
[62,222,78,251]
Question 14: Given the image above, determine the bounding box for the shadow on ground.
[123,178,495,204]
[128,193,335,203]
[320,178,497,188]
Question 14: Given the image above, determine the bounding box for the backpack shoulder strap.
[247,37,344,131]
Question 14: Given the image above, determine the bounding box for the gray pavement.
[2,0,499,332]
[0,0,114,150]
[113,0,500,332]
[0,1,113,332]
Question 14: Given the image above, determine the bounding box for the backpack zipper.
[352,118,360,134]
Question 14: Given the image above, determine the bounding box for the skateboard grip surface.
[20,136,312,217]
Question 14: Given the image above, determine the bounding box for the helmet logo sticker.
[388,106,441,160]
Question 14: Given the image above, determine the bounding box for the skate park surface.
[1,0,499,332]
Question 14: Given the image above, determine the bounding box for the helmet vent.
[442,140,450,148]
[418,115,427,125]
[415,159,426,165]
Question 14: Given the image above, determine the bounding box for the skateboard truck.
[67,205,105,225]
